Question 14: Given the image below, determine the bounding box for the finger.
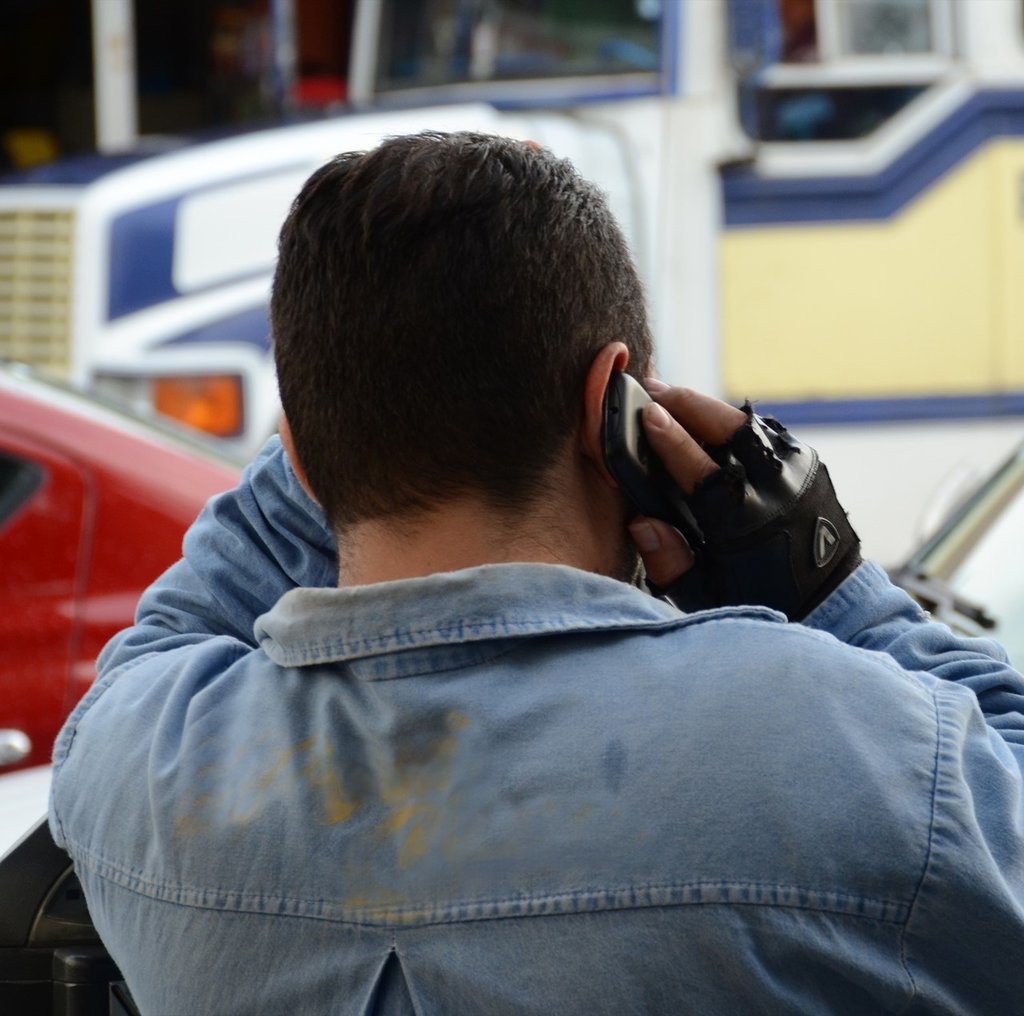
[628,516,695,589]
[643,379,746,445]
[641,401,718,495]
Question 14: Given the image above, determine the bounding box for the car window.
[935,492,1024,667]
[0,453,42,531]
[914,451,1024,666]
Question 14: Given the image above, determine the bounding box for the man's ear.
[278,414,319,503]
[580,341,630,488]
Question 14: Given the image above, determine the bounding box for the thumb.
[628,516,696,589]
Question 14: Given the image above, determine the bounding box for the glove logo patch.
[814,517,840,568]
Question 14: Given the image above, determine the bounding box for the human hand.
[626,380,745,590]
[626,379,860,619]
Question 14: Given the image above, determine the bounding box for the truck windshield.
[374,0,661,93]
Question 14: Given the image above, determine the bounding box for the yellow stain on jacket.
[377,710,470,868]
[302,738,359,825]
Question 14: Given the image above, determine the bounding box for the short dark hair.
[272,131,653,530]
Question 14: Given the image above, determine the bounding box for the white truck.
[0,102,648,453]
[5,0,1024,561]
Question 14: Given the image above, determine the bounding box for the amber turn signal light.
[153,374,244,438]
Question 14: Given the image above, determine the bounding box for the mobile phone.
[602,372,704,549]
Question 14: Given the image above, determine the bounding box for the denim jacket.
[51,438,1024,1015]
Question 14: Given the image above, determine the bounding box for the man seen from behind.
[50,133,1024,1014]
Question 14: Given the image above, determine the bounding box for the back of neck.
[336,497,580,587]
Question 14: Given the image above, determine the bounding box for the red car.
[0,366,241,770]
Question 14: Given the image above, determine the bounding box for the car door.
[0,436,90,770]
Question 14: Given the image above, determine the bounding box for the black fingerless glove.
[654,408,860,620]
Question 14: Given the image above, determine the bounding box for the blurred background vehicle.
[0,364,241,772]
[5,1,1024,563]
[894,438,1024,669]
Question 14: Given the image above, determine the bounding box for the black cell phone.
[602,372,703,549]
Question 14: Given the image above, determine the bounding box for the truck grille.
[0,209,74,376]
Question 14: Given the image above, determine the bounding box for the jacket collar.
[254,563,707,671]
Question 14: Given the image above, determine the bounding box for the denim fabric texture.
[50,437,1024,1015]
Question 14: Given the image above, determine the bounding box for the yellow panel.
[989,141,1024,389]
[719,142,1005,402]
